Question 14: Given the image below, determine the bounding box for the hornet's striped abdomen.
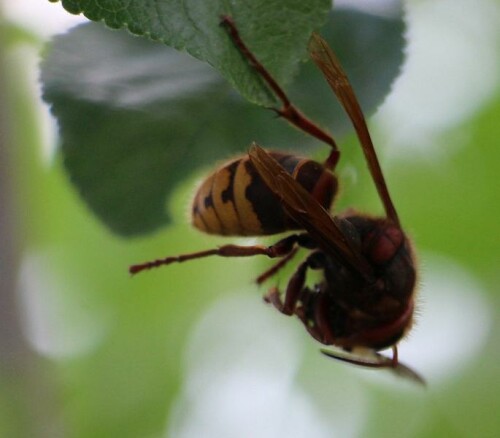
[192,151,338,236]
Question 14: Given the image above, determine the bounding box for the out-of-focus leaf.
[42,23,235,235]
[41,8,406,236]
[54,0,331,105]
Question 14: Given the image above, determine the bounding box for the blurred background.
[1,0,499,437]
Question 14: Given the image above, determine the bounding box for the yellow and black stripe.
[192,151,337,236]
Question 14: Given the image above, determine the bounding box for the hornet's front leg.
[264,251,324,315]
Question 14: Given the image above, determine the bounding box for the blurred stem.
[0,6,62,437]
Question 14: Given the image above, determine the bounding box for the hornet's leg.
[130,233,311,275]
[220,16,339,170]
[255,247,299,285]
[264,251,323,315]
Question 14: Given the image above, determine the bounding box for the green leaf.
[42,23,230,235]
[41,8,406,236]
[55,0,331,105]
